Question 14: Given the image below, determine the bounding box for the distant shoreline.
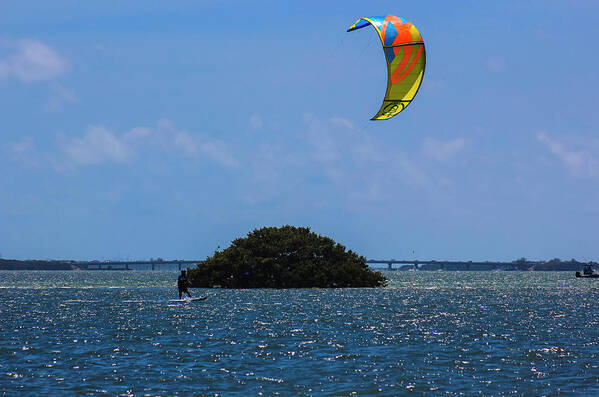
[0,259,77,270]
[377,259,595,272]
[0,258,595,272]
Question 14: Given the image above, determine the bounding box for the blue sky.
[1,1,598,262]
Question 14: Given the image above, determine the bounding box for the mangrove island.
[187,226,387,288]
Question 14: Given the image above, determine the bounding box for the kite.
[347,15,426,120]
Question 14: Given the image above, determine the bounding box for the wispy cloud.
[45,83,76,112]
[241,142,302,204]
[61,126,133,166]
[57,120,238,169]
[305,115,432,189]
[153,119,239,168]
[0,39,67,82]
[422,137,465,161]
[241,114,433,206]
[537,131,599,178]
[1,138,41,168]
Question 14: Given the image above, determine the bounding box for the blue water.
[1,271,599,395]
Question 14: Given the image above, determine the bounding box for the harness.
[178,275,188,288]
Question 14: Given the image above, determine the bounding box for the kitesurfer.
[177,270,192,299]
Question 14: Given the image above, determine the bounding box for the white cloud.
[45,83,76,112]
[155,119,238,168]
[197,140,239,168]
[302,115,424,189]
[240,142,297,204]
[57,120,238,169]
[422,137,465,161]
[0,39,67,82]
[537,132,599,178]
[172,130,196,155]
[124,126,152,139]
[62,126,133,165]
[1,138,40,167]
[330,117,355,130]
[240,114,432,206]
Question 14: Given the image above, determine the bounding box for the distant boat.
[575,264,599,278]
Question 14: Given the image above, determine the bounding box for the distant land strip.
[0,258,595,271]
[0,259,200,271]
[365,259,596,271]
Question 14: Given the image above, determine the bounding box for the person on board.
[177,269,192,299]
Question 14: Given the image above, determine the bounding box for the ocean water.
[1,270,598,396]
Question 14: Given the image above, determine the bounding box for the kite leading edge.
[347,15,426,120]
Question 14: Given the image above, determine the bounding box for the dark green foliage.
[187,226,387,288]
[532,259,583,271]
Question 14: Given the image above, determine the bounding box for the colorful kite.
[348,15,426,120]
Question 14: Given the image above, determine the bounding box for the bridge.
[76,259,528,271]
[77,260,202,271]
[365,259,527,271]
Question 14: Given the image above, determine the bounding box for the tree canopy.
[187,226,387,288]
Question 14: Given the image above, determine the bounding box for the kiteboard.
[168,297,207,303]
